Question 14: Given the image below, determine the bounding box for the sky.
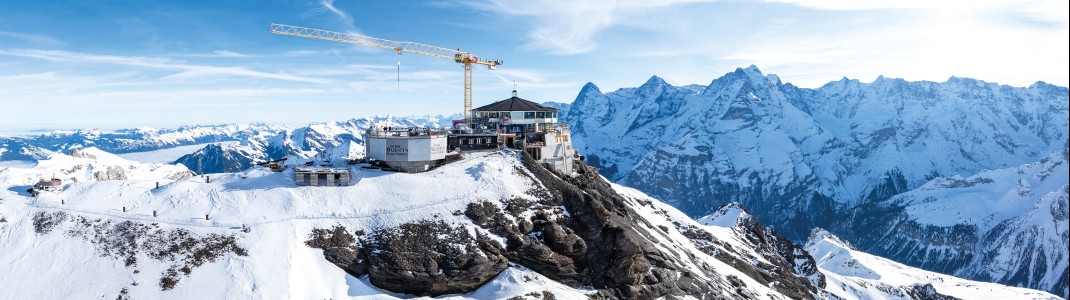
[1,0,1067,135]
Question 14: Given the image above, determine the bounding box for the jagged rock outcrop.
[305,222,508,297]
[366,221,508,295]
[94,165,128,181]
[687,203,825,299]
[517,153,728,299]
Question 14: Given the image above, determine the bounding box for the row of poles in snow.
[54,174,219,221]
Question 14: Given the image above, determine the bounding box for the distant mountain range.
[559,66,1068,297]
[0,115,457,174]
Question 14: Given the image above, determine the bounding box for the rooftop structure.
[294,166,351,187]
[29,177,62,197]
[472,90,561,134]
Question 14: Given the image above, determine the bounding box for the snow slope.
[847,146,1070,297]
[0,150,595,299]
[807,229,1060,300]
[0,147,789,299]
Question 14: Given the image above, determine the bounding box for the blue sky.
[1,0,1067,134]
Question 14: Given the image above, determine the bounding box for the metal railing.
[365,127,450,137]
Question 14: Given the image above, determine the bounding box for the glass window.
[500,112,510,119]
[549,112,556,118]
[524,112,535,119]
[536,112,545,118]
[489,112,498,118]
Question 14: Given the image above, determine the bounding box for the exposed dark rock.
[31,212,248,291]
[516,152,729,299]
[366,221,508,296]
[541,222,586,256]
[305,226,366,276]
[905,283,961,300]
[305,221,509,297]
[700,203,825,298]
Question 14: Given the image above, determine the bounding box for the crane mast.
[269,23,501,125]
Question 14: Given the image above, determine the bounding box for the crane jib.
[269,23,501,124]
[270,24,500,68]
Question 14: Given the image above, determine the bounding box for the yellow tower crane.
[269,23,501,125]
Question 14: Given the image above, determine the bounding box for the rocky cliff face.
[304,153,827,299]
[562,66,1069,296]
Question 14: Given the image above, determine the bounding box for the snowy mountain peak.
[640,75,669,89]
[635,75,679,99]
[702,65,780,98]
[805,228,853,251]
[739,65,772,85]
[741,64,762,74]
[579,82,603,96]
[696,202,752,228]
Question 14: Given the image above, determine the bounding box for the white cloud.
[0,49,332,84]
[714,0,1069,87]
[320,0,351,23]
[465,0,716,55]
[465,0,1066,88]
[315,0,361,32]
[0,30,62,45]
[212,50,253,58]
[492,68,573,90]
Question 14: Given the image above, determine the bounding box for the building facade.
[364,127,449,173]
[471,90,576,174]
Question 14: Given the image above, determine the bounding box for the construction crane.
[269,23,502,125]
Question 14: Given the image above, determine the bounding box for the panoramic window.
[524,112,535,118]
[536,112,545,118]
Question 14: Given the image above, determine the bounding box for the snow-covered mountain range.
[561,66,1069,297]
[2,66,1066,298]
[1,115,457,174]
[1,145,1058,299]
